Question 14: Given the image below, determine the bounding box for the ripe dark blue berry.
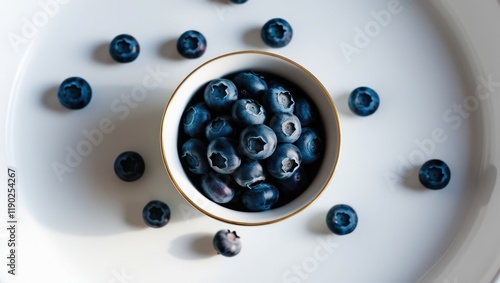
[181,139,211,175]
[348,87,380,116]
[57,77,92,109]
[326,204,358,235]
[201,171,235,203]
[109,34,140,63]
[232,71,267,99]
[177,30,207,59]
[114,151,145,182]
[419,159,451,190]
[230,0,248,3]
[142,200,171,228]
[183,102,212,138]
[242,182,279,211]
[213,229,242,257]
[261,18,293,48]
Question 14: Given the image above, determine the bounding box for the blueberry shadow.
[124,201,148,229]
[41,85,68,112]
[243,27,266,48]
[336,92,355,117]
[92,42,116,65]
[307,211,330,235]
[209,0,231,4]
[169,233,217,260]
[402,165,424,191]
[158,38,183,61]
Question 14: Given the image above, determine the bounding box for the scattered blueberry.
[348,86,380,116]
[213,229,242,257]
[419,159,451,190]
[201,171,235,203]
[114,151,145,182]
[294,127,322,164]
[266,143,302,179]
[261,18,293,48]
[239,124,277,160]
[142,200,171,228]
[326,204,358,235]
[231,98,266,126]
[263,84,295,114]
[242,182,279,211]
[57,77,92,110]
[181,139,211,175]
[232,71,267,99]
[204,79,238,112]
[109,34,140,63]
[177,30,207,59]
[230,0,248,3]
[183,102,212,138]
[269,113,302,143]
[232,159,266,188]
[207,137,242,174]
[205,115,237,141]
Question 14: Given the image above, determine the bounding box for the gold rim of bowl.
[160,50,342,226]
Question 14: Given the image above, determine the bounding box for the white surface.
[0,0,499,282]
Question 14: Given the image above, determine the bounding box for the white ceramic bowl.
[160,50,341,225]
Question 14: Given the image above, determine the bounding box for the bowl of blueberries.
[161,50,341,225]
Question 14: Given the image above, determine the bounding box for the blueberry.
[177,30,207,59]
[269,113,302,143]
[242,182,279,211]
[207,137,242,174]
[201,171,235,203]
[294,95,318,126]
[232,159,266,188]
[239,124,277,160]
[419,159,451,190]
[109,34,140,63]
[114,151,145,182]
[230,0,248,3]
[266,143,302,179]
[205,115,237,141]
[204,79,238,112]
[231,98,266,126]
[213,229,241,257]
[326,204,358,235]
[181,139,211,175]
[232,71,267,99]
[261,18,293,48]
[274,166,308,199]
[263,85,295,114]
[142,200,171,228]
[57,77,92,109]
[348,87,380,116]
[294,127,322,164]
[183,102,211,138]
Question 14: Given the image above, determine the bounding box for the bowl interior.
[161,50,341,225]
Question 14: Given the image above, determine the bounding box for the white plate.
[1,0,500,282]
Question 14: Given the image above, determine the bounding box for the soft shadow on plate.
[158,38,184,61]
[41,85,69,112]
[25,86,203,236]
[169,233,217,260]
[336,91,357,118]
[242,27,267,49]
[307,211,331,235]
[92,42,116,65]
